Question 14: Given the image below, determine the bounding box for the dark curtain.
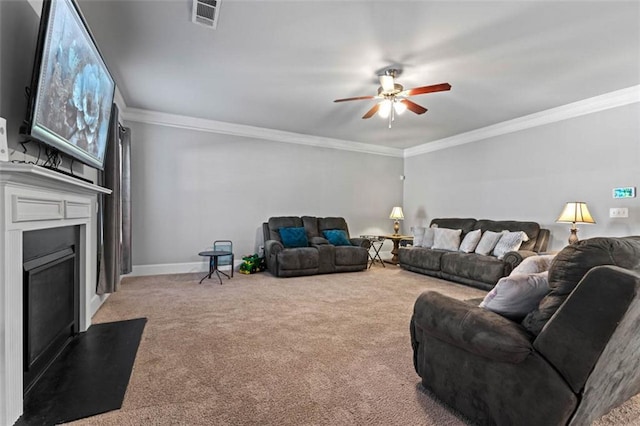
[120,126,132,275]
[97,103,122,294]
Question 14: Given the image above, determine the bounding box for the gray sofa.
[399,218,550,290]
[262,216,369,277]
[410,236,640,425]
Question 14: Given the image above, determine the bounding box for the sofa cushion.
[301,216,321,238]
[492,231,529,259]
[276,247,319,270]
[279,227,309,248]
[480,272,550,321]
[268,216,303,241]
[432,228,462,251]
[522,236,640,335]
[322,229,351,246]
[400,247,445,271]
[475,230,505,256]
[441,252,507,284]
[459,229,482,253]
[334,246,368,266]
[318,217,350,235]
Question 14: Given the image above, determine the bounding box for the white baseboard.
[129,260,241,277]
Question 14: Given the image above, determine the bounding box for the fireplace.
[0,163,111,425]
[22,226,80,394]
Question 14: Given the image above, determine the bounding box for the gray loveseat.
[399,218,550,290]
[410,236,640,425]
[262,216,369,277]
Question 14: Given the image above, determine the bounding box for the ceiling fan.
[334,69,451,128]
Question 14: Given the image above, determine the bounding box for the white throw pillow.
[421,225,437,248]
[459,229,482,253]
[411,227,426,247]
[432,228,462,251]
[474,230,506,256]
[480,272,550,320]
[510,254,556,275]
[492,231,530,259]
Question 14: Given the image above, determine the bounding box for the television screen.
[23,0,115,170]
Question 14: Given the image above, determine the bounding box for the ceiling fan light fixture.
[380,75,395,93]
[378,100,392,118]
[393,99,407,115]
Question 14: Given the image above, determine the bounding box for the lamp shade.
[556,202,596,224]
[389,206,404,220]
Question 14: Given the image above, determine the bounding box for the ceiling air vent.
[191,0,221,29]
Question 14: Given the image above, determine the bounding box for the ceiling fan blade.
[362,103,380,119]
[401,99,428,115]
[405,83,451,97]
[380,75,395,93]
[334,95,376,103]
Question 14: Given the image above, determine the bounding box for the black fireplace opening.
[23,226,80,395]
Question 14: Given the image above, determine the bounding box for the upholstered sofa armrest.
[310,236,329,245]
[534,265,640,394]
[350,237,370,248]
[502,250,538,272]
[264,240,284,256]
[412,291,533,364]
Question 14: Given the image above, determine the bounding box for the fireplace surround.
[0,163,110,425]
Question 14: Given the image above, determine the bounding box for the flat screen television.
[21,0,115,171]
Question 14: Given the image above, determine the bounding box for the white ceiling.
[77,0,640,150]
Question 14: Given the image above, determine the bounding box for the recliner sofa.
[399,218,550,290]
[262,216,369,277]
[410,236,640,425]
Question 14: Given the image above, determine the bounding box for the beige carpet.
[67,267,640,426]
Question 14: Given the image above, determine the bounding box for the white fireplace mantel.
[0,163,111,425]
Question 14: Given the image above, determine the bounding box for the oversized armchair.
[410,236,640,425]
[263,216,369,278]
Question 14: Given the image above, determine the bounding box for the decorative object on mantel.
[389,206,404,235]
[556,201,596,244]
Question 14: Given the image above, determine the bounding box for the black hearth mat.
[16,318,147,426]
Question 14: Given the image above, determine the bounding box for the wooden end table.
[380,234,413,265]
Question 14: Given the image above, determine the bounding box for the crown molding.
[118,85,638,159]
[404,85,640,158]
[121,108,404,158]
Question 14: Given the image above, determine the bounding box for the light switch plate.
[610,208,629,218]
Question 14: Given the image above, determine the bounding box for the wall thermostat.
[613,187,636,199]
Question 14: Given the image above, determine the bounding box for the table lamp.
[389,206,404,235]
[556,201,595,244]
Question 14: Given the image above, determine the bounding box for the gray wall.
[0,0,96,181]
[403,103,640,251]
[127,121,404,266]
[0,0,39,151]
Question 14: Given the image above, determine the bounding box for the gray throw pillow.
[492,231,530,259]
[459,229,482,253]
[432,228,462,251]
[480,271,550,320]
[510,254,556,275]
[474,230,506,256]
[411,227,426,247]
[422,226,436,248]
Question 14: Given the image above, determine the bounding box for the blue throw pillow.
[322,229,352,246]
[279,227,309,248]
